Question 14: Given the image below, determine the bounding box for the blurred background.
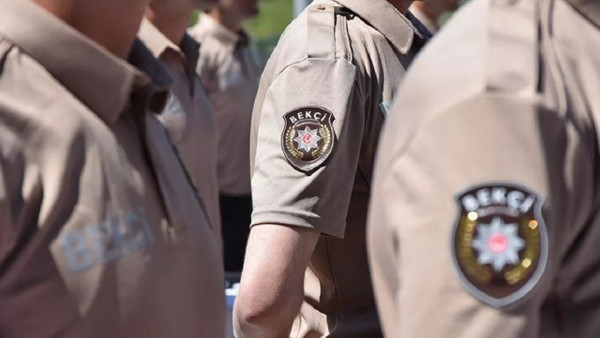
[191,0,464,71]
[192,0,296,69]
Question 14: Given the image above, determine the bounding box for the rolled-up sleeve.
[251,57,363,238]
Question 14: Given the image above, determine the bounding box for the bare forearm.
[234,224,320,337]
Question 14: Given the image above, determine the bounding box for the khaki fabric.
[189,14,260,196]
[139,19,221,235]
[0,1,225,337]
[250,0,428,336]
[368,0,600,336]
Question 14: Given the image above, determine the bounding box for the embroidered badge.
[282,107,335,173]
[452,183,548,308]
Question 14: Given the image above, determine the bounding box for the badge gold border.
[450,182,549,309]
[281,106,336,173]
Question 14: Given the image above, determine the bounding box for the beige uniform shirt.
[250,0,428,336]
[368,0,600,336]
[139,20,221,234]
[0,1,225,336]
[190,14,260,196]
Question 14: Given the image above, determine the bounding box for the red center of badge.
[302,133,313,144]
[489,234,508,253]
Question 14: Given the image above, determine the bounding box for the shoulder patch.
[281,107,335,173]
[452,183,548,308]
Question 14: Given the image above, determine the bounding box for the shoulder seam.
[271,56,357,86]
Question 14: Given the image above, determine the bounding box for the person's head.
[436,0,460,13]
[193,0,219,12]
[32,0,151,57]
[420,0,460,15]
[214,0,259,24]
[146,0,217,43]
[147,0,218,14]
[387,0,417,13]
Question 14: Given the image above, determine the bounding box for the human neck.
[209,7,243,33]
[387,0,414,14]
[412,1,440,26]
[145,0,195,46]
[32,0,148,58]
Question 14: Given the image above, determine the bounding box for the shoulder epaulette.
[486,0,539,95]
[306,3,354,61]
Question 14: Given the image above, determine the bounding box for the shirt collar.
[139,18,185,60]
[195,13,244,48]
[565,0,600,27]
[127,39,172,116]
[139,19,200,76]
[332,0,422,54]
[0,0,157,124]
[179,33,201,75]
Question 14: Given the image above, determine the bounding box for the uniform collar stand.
[139,19,185,60]
[138,19,200,80]
[128,39,172,111]
[0,0,153,124]
[332,0,420,54]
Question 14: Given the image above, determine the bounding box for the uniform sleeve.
[368,94,594,336]
[251,57,361,238]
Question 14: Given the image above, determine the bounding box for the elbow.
[235,299,268,326]
[234,295,295,329]
[235,301,278,330]
[234,285,300,336]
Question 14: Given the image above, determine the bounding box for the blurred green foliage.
[244,0,293,38]
[190,0,293,38]
[190,11,200,26]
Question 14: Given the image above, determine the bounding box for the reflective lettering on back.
[58,207,156,273]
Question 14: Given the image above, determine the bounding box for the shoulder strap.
[307,3,337,59]
[486,0,540,96]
